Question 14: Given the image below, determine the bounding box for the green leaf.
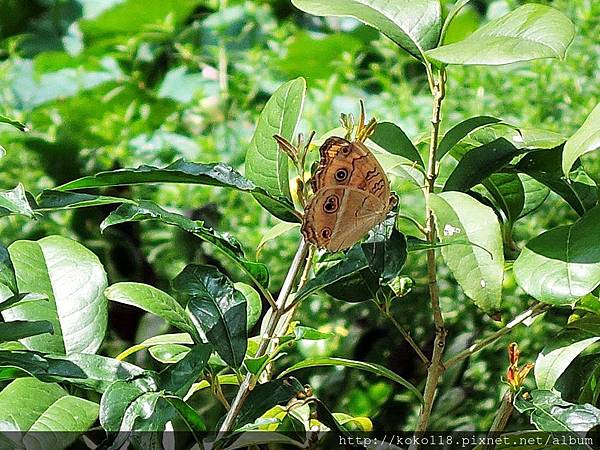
[568,315,600,335]
[296,225,407,303]
[0,114,29,132]
[515,390,600,433]
[104,282,200,342]
[513,207,600,305]
[0,377,67,432]
[312,398,351,435]
[36,190,135,210]
[158,343,212,397]
[100,378,153,433]
[425,4,575,66]
[235,377,304,429]
[0,320,53,342]
[0,236,107,354]
[116,333,193,361]
[256,222,300,258]
[563,103,600,177]
[0,244,17,295]
[149,344,190,363]
[245,78,305,215]
[437,116,501,160]
[482,173,549,225]
[110,392,203,450]
[296,247,366,303]
[516,147,597,216]
[58,158,254,190]
[0,184,35,218]
[173,265,247,369]
[243,354,270,376]
[0,351,145,392]
[0,293,49,313]
[0,378,97,450]
[291,0,441,60]
[56,159,298,222]
[535,331,600,390]
[430,192,504,314]
[101,201,269,288]
[443,138,519,192]
[279,357,422,402]
[293,326,334,341]
[234,282,262,330]
[369,122,424,169]
[23,396,98,449]
[440,0,473,43]
[110,392,176,450]
[361,227,408,283]
[163,395,207,434]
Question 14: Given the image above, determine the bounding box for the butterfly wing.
[312,137,390,203]
[302,186,391,252]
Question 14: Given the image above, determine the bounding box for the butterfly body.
[302,137,395,252]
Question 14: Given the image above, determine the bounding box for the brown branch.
[444,302,548,369]
[411,69,447,444]
[218,239,310,435]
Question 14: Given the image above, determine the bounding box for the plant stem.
[482,390,514,450]
[218,239,310,434]
[377,303,430,366]
[411,69,447,444]
[445,302,548,368]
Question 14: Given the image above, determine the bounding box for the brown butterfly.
[301,136,396,252]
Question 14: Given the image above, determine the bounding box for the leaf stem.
[444,302,548,369]
[377,302,430,366]
[218,239,310,435]
[397,213,427,236]
[411,67,447,444]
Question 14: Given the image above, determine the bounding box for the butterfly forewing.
[312,137,391,202]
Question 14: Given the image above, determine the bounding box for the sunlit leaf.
[245,78,305,220]
[430,192,504,314]
[514,207,600,305]
[535,331,600,390]
[563,103,600,177]
[0,378,97,450]
[515,390,600,433]
[0,236,107,354]
[0,351,145,392]
[292,0,441,60]
[0,184,35,219]
[426,4,575,66]
[105,282,200,342]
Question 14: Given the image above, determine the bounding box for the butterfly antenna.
[273,135,298,164]
[358,99,366,138]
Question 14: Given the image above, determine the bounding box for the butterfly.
[301,136,396,252]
